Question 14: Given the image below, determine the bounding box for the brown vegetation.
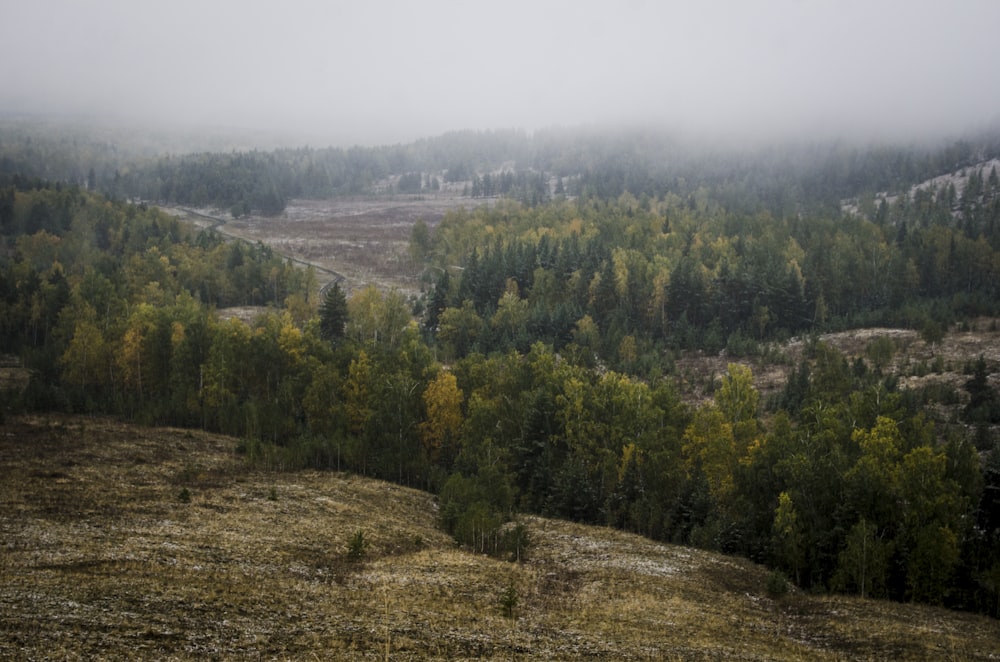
[171,194,486,297]
[2,415,997,660]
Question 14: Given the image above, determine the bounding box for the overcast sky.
[2,0,999,146]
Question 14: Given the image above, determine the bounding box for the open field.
[171,194,487,296]
[2,415,998,660]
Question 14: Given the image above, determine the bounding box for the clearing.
[170,194,488,297]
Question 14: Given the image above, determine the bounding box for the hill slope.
[1,416,997,660]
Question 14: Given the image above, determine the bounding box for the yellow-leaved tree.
[419,370,464,466]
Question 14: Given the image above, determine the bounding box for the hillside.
[1,416,997,660]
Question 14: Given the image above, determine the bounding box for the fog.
[2,0,999,147]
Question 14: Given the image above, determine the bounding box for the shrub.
[499,580,519,619]
[346,529,369,562]
[766,570,789,598]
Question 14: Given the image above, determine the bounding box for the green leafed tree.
[833,517,893,599]
[347,285,411,350]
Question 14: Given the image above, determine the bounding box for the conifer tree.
[319,281,348,342]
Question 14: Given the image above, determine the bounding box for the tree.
[907,525,959,605]
[774,491,806,585]
[319,282,349,342]
[420,370,464,467]
[714,363,759,443]
[490,284,529,350]
[375,369,423,484]
[682,404,737,507]
[202,317,253,435]
[834,517,892,599]
[302,364,346,450]
[964,355,1000,424]
[117,303,160,406]
[845,416,903,529]
[346,285,411,350]
[343,350,374,439]
[60,315,111,392]
[437,300,484,360]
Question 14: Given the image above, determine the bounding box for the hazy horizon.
[3,1,1000,148]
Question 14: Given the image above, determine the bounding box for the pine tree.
[964,355,1000,424]
[319,281,348,342]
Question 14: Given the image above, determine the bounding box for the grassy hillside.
[1,415,997,660]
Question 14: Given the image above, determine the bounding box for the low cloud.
[2,0,998,146]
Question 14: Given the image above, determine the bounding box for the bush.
[766,570,789,598]
[346,529,369,562]
[725,331,760,358]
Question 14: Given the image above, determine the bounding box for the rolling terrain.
[2,415,997,660]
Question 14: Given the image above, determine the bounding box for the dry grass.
[2,415,998,660]
[171,195,486,297]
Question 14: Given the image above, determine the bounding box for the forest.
[2,123,1000,617]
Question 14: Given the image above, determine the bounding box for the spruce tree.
[319,281,348,342]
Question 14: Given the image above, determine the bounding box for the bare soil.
[2,415,998,660]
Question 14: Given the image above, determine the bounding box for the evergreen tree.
[319,281,349,342]
[964,356,1000,424]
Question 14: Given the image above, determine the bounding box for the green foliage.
[865,336,896,372]
[346,529,369,563]
[318,281,348,342]
[765,570,790,598]
[499,580,519,619]
[6,132,1000,619]
[833,518,892,599]
[439,472,504,553]
[502,523,531,563]
[964,356,1000,424]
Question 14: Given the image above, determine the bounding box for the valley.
[170,193,488,297]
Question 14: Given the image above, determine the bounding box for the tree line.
[6,119,999,221]
[419,183,999,373]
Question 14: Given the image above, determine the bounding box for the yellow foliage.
[170,321,186,347]
[682,405,737,504]
[61,319,110,388]
[419,371,464,462]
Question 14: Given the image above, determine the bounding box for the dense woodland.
[4,121,1000,218]
[2,124,1000,617]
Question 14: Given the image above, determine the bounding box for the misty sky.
[2,0,999,146]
